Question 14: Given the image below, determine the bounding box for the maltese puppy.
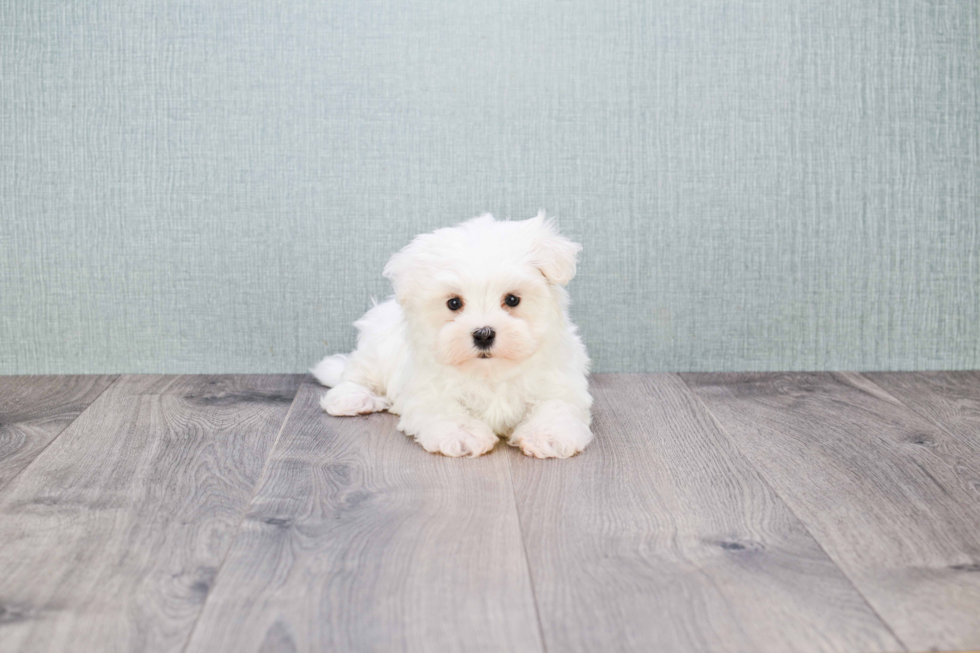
[312,212,592,458]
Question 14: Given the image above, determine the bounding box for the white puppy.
[312,212,592,458]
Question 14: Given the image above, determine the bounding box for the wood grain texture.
[509,373,901,653]
[184,381,543,653]
[867,371,980,441]
[683,371,980,652]
[0,374,302,653]
[0,375,117,491]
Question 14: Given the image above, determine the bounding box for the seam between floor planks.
[509,373,902,653]
[675,372,911,653]
[862,377,949,436]
[864,371,980,444]
[0,374,305,653]
[681,371,980,652]
[0,375,121,495]
[505,444,551,653]
[183,380,544,653]
[3,373,978,653]
[177,378,307,653]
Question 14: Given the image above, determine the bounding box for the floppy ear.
[382,241,420,304]
[526,210,582,286]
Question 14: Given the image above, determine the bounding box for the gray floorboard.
[0,375,117,491]
[683,371,980,652]
[184,381,543,653]
[2,372,979,652]
[509,373,902,653]
[0,374,301,653]
[867,371,980,442]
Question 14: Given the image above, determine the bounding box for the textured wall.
[2,0,978,374]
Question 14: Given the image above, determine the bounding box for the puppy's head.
[384,211,581,374]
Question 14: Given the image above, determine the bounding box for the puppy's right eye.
[447,297,463,311]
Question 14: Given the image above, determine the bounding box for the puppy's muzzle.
[472,327,496,351]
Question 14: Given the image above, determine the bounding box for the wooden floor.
[0,373,978,653]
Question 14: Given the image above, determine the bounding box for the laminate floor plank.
[509,373,901,653]
[866,371,980,442]
[184,381,543,653]
[683,371,980,652]
[0,374,302,653]
[0,375,117,491]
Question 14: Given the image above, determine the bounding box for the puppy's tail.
[311,353,349,387]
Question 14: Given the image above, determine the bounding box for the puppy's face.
[427,267,550,371]
[384,213,581,374]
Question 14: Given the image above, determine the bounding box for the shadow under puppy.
[312,212,592,458]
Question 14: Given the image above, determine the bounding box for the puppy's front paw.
[416,420,498,458]
[511,417,592,459]
[321,382,389,416]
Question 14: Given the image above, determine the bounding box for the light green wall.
[2,0,978,374]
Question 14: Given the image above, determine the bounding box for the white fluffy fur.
[312,212,593,458]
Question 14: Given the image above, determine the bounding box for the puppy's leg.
[509,399,593,459]
[321,381,389,416]
[316,299,404,416]
[398,408,499,458]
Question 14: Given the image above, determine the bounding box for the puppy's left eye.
[504,294,520,307]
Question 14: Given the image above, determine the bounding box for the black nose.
[472,327,496,350]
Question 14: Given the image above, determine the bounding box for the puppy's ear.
[382,242,419,304]
[526,210,582,286]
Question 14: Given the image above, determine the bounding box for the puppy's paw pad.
[321,388,388,416]
[420,427,498,458]
[512,425,591,459]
